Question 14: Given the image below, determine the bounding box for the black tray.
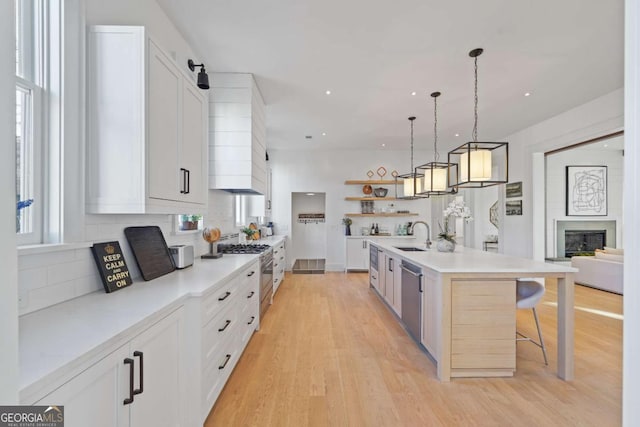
[124,226,176,281]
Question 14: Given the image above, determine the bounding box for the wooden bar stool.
[516,279,548,365]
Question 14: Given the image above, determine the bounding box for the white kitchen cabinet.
[87,26,207,214]
[346,238,370,271]
[36,308,185,427]
[199,261,259,423]
[273,240,286,294]
[209,73,267,194]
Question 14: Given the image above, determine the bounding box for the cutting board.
[124,226,176,281]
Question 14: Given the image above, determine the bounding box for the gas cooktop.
[217,243,271,254]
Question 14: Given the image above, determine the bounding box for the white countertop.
[371,241,577,274]
[19,236,285,401]
[346,235,416,239]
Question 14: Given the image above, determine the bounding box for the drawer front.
[202,332,243,412]
[202,299,240,362]
[202,279,239,324]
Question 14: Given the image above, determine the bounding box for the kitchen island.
[370,241,577,382]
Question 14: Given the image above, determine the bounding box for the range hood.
[208,72,267,196]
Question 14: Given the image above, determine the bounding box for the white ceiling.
[157,0,623,152]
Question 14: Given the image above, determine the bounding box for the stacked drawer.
[273,240,286,294]
[201,260,260,416]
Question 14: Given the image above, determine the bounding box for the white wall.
[16,0,232,315]
[624,0,640,422]
[545,147,624,257]
[291,193,326,260]
[0,0,19,404]
[496,89,623,258]
[269,149,434,271]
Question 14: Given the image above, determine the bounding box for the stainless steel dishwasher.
[401,260,423,343]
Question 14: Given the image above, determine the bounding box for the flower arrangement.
[438,199,473,243]
[342,217,353,226]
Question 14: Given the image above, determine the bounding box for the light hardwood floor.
[205,272,622,427]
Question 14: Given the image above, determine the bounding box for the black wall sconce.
[187,59,210,90]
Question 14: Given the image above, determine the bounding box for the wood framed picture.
[566,165,607,216]
[505,200,522,216]
[505,181,522,198]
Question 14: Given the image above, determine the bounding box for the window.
[15,0,45,244]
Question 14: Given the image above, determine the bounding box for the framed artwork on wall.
[505,181,522,198]
[566,165,608,216]
[506,200,522,216]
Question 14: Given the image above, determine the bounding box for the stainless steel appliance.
[259,249,273,317]
[401,261,423,343]
[218,243,271,254]
[169,245,194,269]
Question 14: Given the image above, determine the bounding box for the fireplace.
[564,230,606,257]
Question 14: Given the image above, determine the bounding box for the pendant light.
[396,117,427,199]
[416,92,457,196]
[448,48,508,188]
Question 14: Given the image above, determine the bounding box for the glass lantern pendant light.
[396,117,427,199]
[448,48,508,188]
[416,92,457,196]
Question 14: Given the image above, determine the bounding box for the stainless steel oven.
[259,248,273,318]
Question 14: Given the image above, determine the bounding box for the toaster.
[169,245,194,269]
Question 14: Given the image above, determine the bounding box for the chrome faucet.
[409,221,431,249]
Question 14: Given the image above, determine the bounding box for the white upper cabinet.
[86,26,207,214]
[209,73,267,194]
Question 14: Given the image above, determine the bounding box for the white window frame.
[15,0,47,246]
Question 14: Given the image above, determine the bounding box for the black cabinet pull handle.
[280,256,284,260]
[247,291,255,299]
[247,271,255,277]
[218,291,231,301]
[133,351,143,396]
[179,168,187,194]
[219,354,231,370]
[218,319,231,332]
[123,358,134,405]
[389,258,393,272]
[248,316,255,325]
[185,169,190,194]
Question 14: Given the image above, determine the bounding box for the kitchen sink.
[394,246,426,252]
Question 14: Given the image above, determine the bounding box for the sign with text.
[91,241,133,293]
[0,406,64,427]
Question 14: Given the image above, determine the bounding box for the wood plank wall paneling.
[205,273,622,427]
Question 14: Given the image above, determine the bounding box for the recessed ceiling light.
[411,91,417,96]
[325,90,331,95]
[322,132,326,136]
[455,133,460,137]
[381,143,386,147]
[524,92,531,97]
[306,193,315,196]
[604,144,609,147]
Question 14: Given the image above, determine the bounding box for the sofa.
[571,247,623,294]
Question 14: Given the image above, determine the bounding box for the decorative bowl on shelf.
[373,187,388,197]
[362,184,373,195]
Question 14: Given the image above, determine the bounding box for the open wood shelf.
[345,196,399,201]
[345,213,419,217]
[344,180,397,185]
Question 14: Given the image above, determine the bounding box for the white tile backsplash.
[18,189,238,315]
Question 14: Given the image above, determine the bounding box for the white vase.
[436,239,455,252]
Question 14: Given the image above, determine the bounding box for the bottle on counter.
[371,223,375,235]
[374,223,379,235]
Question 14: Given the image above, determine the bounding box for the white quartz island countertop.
[369,240,577,382]
[19,236,286,403]
[370,241,578,274]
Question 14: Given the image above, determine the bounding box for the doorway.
[291,192,326,274]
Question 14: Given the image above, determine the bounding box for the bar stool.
[516,278,548,365]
